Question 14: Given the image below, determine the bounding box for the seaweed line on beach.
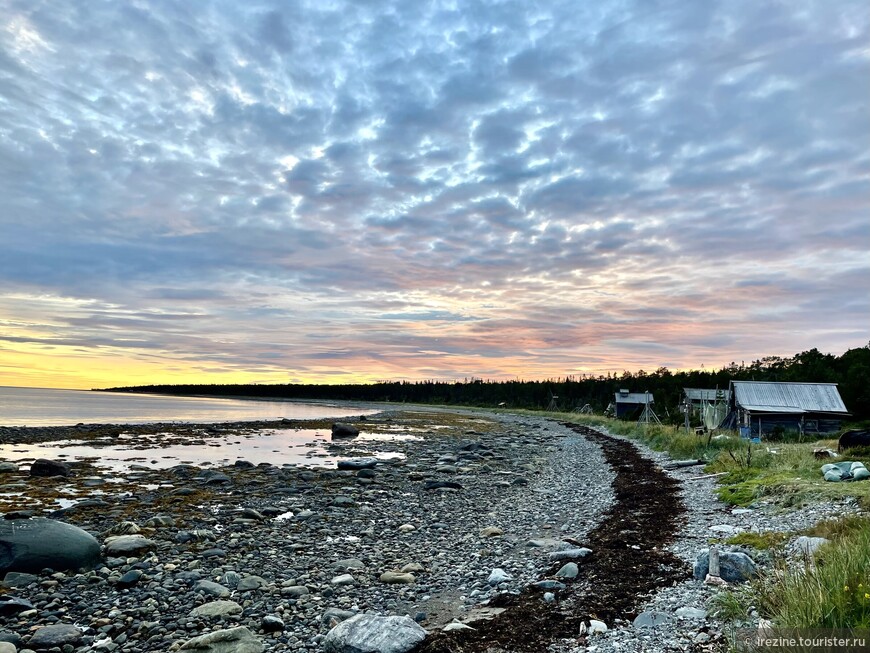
[413,423,688,653]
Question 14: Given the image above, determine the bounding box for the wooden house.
[729,381,849,436]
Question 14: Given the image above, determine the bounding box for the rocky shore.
[0,409,859,652]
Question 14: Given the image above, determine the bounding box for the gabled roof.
[684,388,731,402]
[614,391,654,404]
[731,381,848,414]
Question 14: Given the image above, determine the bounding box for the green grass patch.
[755,521,870,628]
[805,515,870,541]
[516,411,870,509]
[710,584,757,623]
[725,531,789,550]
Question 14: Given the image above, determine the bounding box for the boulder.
[423,480,463,491]
[838,429,870,452]
[555,562,579,579]
[196,580,230,597]
[0,595,34,616]
[790,536,830,557]
[28,624,83,649]
[331,423,360,438]
[337,458,378,471]
[104,535,157,556]
[189,600,243,618]
[322,608,356,628]
[693,550,757,583]
[2,572,38,588]
[0,463,18,473]
[29,459,70,477]
[633,611,672,628]
[179,626,263,653]
[332,558,365,571]
[487,568,512,585]
[0,640,17,653]
[675,607,708,620]
[323,614,426,653]
[237,575,267,591]
[0,517,101,574]
[115,569,143,589]
[379,571,415,584]
[3,510,35,520]
[532,580,566,591]
[261,615,284,633]
[588,620,608,634]
[548,548,592,561]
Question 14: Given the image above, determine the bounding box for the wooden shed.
[729,381,849,436]
[614,389,654,419]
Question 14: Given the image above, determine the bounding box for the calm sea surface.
[0,386,377,427]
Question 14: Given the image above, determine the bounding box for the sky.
[0,0,868,390]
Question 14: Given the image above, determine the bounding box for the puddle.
[0,428,407,472]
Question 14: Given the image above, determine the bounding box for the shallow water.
[0,386,377,427]
[0,428,418,472]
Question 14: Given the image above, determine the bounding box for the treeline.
[104,343,870,423]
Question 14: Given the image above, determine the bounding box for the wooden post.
[709,545,720,577]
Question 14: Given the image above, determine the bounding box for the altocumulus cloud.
[0,0,868,387]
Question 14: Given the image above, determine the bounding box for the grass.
[534,411,870,509]
[754,518,870,628]
[517,410,870,632]
[711,584,757,623]
[805,514,870,540]
[725,531,789,550]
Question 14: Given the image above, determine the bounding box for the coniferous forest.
[104,343,870,423]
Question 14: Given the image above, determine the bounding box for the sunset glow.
[1,1,867,389]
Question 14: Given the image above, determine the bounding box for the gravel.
[0,410,859,653]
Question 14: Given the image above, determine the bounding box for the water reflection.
[0,428,417,472]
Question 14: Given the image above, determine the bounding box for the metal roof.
[731,381,848,414]
[684,388,731,402]
[615,391,654,404]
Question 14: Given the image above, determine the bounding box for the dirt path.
[414,423,688,653]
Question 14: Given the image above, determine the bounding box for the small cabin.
[730,381,849,436]
[614,389,654,418]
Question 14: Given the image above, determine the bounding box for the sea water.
[0,386,377,427]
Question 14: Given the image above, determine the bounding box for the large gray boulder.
[27,624,83,649]
[189,600,243,618]
[0,518,101,574]
[104,535,157,557]
[693,550,758,583]
[178,626,263,653]
[323,614,426,653]
[29,459,70,477]
[331,423,360,438]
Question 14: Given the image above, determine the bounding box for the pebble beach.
[0,408,858,652]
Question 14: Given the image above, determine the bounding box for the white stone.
[675,607,708,620]
[323,614,426,653]
[179,626,263,653]
[189,600,243,618]
[487,568,512,585]
[443,622,476,632]
[588,619,607,634]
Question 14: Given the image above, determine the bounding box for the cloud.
[0,0,867,388]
